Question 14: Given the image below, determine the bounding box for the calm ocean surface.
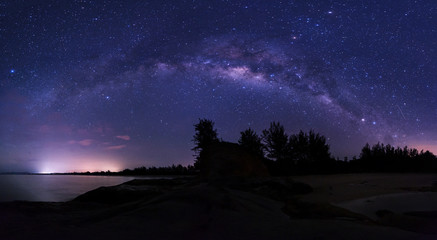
[0,174,167,202]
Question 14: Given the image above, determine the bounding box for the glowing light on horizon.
[409,144,437,155]
[38,162,122,173]
[38,152,123,173]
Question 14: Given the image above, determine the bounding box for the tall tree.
[307,130,331,163]
[238,128,264,158]
[262,122,289,161]
[289,130,331,168]
[360,143,372,160]
[192,118,219,168]
[288,130,309,162]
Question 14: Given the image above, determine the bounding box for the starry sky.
[1,0,436,173]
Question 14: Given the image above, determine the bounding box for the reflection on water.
[0,174,164,202]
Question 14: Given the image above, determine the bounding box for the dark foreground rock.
[72,178,192,204]
[1,176,435,240]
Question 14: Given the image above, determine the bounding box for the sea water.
[0,174,166,202]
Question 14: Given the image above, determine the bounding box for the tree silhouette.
[189,118,437,175]
[238,128,264,158]
[288,130,332,173]
[307,130,331,162]
[192,118,219,169]
[288,130,309,162]
[355,142,437,172]
[262,122,289,161]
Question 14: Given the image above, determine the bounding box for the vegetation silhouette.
[193,119,437,176]
[238,128,264,158]
[192,118,220,169]
[288,130,334,174]
[262,122,289,162]
[349,142,437,173]
[64,119,437,176]
[62,164,196,176]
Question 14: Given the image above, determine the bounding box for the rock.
[199,142,270,179]
[72,178,191,204]
[72,184,161,204]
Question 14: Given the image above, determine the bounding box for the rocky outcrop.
[72,178,192,204]
[199,142,269,179]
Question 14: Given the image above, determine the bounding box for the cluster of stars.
[0,0,435,172]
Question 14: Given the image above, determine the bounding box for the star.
[1,0,436,172]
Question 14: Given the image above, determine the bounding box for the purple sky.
[1,1,436,173]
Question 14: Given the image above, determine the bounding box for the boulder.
[199,142,269,179]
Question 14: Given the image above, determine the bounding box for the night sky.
[1,0,436,173]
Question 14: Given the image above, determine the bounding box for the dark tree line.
[193,118,437,175]
[259,122,334,175]
[346,142,437,173]
[193,119,334,175]
[61,120,437,176]
[63,165,197,176]
[120,165,196,175]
